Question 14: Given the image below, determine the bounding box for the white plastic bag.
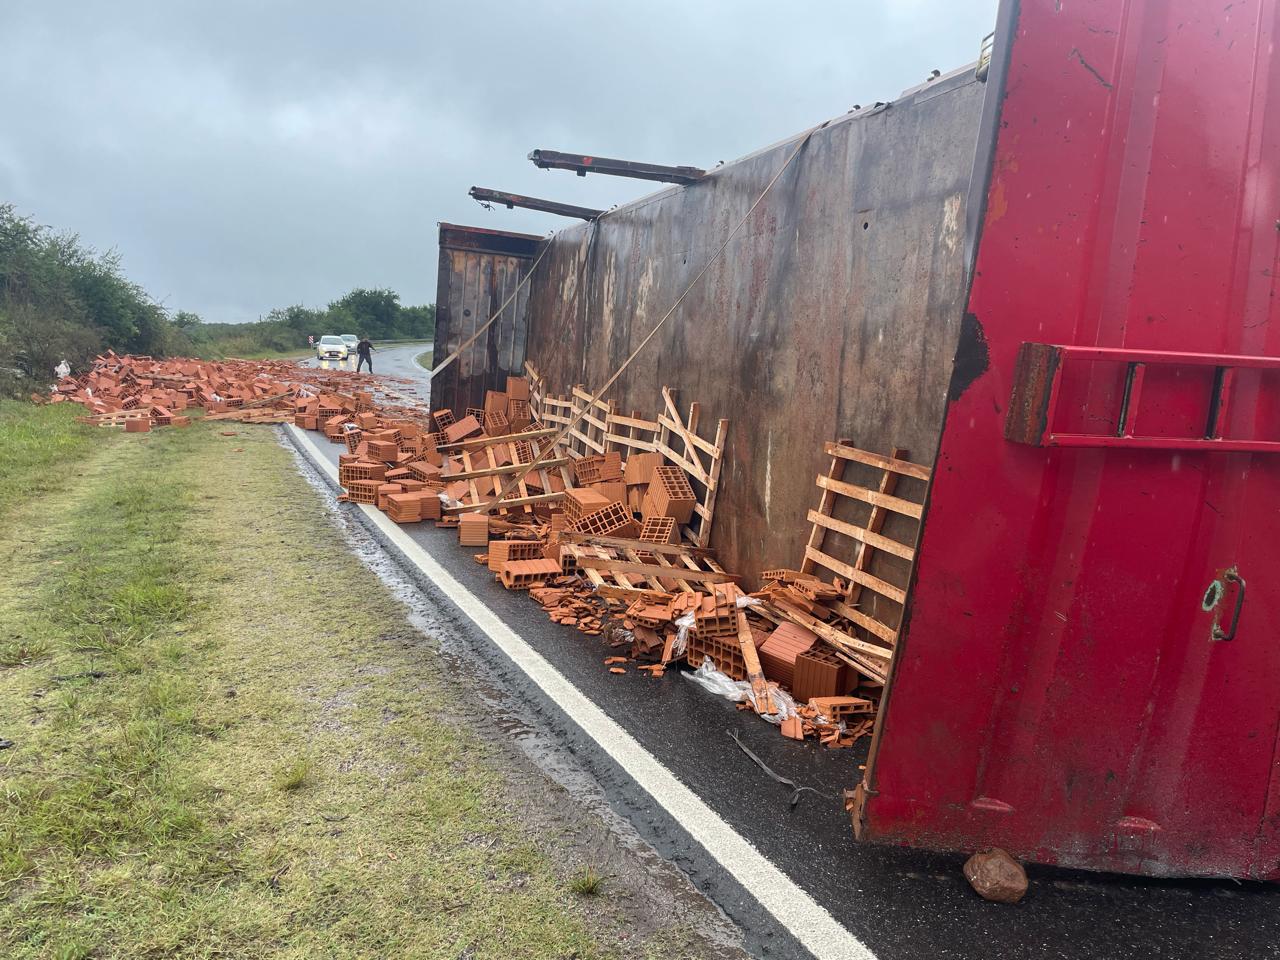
[682,658,799,726]
[682,658,748,701]
[671,611,696,658]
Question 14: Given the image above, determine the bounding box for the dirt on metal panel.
[523,73,986,579]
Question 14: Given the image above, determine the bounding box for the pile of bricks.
[41,356,883,751]
[42,351,428,432]
[287,374,882,750]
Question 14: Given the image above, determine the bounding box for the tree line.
[187,291,434,359]
[0,203,434,392]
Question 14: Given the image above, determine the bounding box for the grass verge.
[0,415,688,959]
[0,401,96,515]
[414,348,433,371]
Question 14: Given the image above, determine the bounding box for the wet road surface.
[284,351,1280,960]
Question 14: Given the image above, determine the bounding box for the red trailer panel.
[859,0,1280,877]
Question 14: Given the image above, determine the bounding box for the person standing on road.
[356,335,375,373]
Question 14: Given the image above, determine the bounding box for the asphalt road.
[298,341,433,408]
[288,350,1280,960]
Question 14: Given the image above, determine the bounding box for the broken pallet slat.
[804,508,916,561]
[444,456,571,482]
[814,474,924,519]
[736,609,776,714]
[802,546,908,604]
[558,530,717,558]
[437,426,559,452]
[823,441,932,481]
[446,491,566,515]
[574,556,737,585]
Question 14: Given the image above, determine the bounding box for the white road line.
[288,425,876,960]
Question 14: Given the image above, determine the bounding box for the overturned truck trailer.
[434,0,1280,879]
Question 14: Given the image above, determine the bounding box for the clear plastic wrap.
[681,659,798,726]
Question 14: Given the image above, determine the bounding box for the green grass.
[0,401,96,515]
[414,348,434,371]
[569,865,606,897]
[0,416,637,959]
[272,757,312,792]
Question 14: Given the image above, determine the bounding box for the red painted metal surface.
[862,0,1280,877]
[1005,343,1280,452]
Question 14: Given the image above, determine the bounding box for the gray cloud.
[0,0,996,322]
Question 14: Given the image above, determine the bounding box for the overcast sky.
[0,1,997,324]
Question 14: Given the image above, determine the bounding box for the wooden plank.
[815,474,923,519]
[654,442,711,485]
[444,457,571,481]
[656,413,721,459]
[558,531,717,557]
[605,432,657,451]
[695,417,728,547]
[574,556,737,584]
[651,551,698,593]
[461,449,482,506]
[506,441,532,513]
[622,548,668,592]
[848,445,908,607]
[581,410,610,434]
[802,451,845,576]
[439,427,558,451]
[803,546,907,604]
[448,491,566,515]
[805,509,915,561]
[569,427,606,454]
[768,601,893,665]
[606,413,660,431]
[660,387,684,430]
[588,544,641,591]
[825,598,896,647]
[829,647,890,685]
[736,609,776,714]
[571,385,612,411]
[824,441,932,481]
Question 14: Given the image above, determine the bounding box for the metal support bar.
[528,149,705,184]
[469,186,602,221]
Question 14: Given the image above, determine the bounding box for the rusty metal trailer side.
[517,71,987,583]
[432,223,542,414]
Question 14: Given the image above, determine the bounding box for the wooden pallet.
[562,539,734,605]
[787,442,932,680]
[437,427,571,516]
[523,362,727,547]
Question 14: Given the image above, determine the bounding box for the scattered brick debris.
[45,358,901,754]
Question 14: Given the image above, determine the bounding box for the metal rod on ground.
[475,122,827,516]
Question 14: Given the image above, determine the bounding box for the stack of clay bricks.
[682,585,749,680]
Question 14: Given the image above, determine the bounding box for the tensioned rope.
[475,120,827,515]
[430,212,601,383]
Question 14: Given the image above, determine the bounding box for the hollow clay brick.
[444,415,483,443]
[457,513,489,547]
